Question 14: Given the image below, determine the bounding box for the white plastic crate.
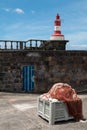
[37,97,73,125]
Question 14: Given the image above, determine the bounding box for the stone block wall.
[0,50,87,93]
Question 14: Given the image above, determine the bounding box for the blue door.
[23,65,34,92]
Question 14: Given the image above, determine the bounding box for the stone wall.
[0,50,87,93]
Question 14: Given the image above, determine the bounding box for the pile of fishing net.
[40,83,83,120]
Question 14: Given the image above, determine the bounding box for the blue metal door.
[23,65,34,92]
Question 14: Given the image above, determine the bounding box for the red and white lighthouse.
[50,14,65,40]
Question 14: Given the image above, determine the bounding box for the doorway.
[23,65,34,92]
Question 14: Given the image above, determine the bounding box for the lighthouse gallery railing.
[0,39,47,50]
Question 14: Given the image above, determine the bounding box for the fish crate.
[37,97,73,125]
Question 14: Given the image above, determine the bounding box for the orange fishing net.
[40,83,83,120]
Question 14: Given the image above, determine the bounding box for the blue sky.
[0,0,87,50]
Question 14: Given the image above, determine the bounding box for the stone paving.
[0,92,87,130]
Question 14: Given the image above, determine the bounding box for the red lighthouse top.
[56,14,60,19]
[54,14,61,27]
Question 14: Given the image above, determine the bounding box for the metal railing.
[0,39,47,50]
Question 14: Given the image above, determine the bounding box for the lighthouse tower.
[41,13,69,50]
[50,14,65,40]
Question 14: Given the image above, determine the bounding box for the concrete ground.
[0,92,87,130]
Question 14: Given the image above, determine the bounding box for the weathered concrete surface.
[0,92,87,130]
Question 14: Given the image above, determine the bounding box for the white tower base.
[50,35,65,40]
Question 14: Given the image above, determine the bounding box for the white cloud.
[67,44,87,50]
[14,8,24,14]
[5,23,23,30]
[66,31,87,50]
[3,8,11,12]
[2,7,24,14]
[31,10,35,14]
[27,25,51,31]
[66,31,87,43]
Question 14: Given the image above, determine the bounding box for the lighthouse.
[41,13,69,50]
[50,14,65,40]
